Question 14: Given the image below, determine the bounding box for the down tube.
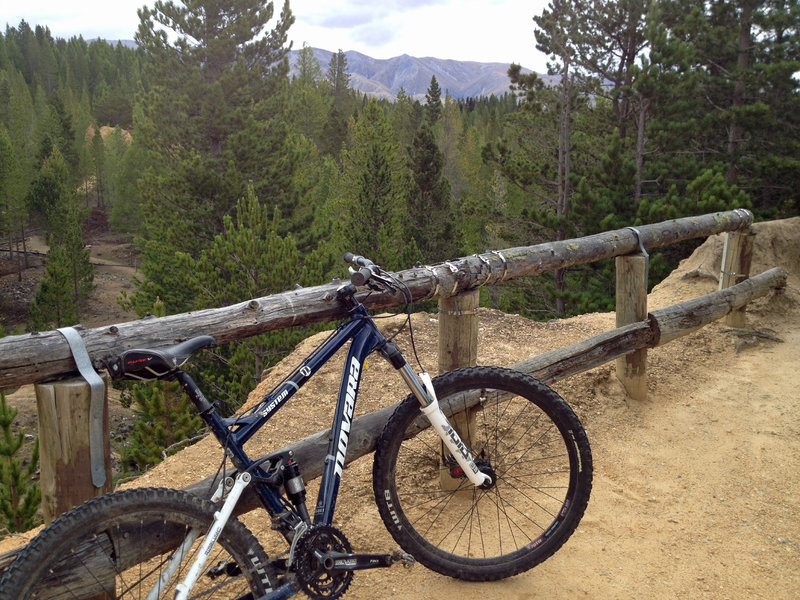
[314,323,386,525]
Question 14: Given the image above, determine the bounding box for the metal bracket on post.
[57,327,106,488]
[624,226,650,289]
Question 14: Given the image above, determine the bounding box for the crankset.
[294,525,415,599]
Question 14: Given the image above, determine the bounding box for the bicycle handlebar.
[344,252,377,287]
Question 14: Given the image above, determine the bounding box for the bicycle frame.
[178,300,396,530]
[166,285,492,600]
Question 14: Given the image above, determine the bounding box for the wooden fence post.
[615,254,648,401]
[720,230,756,328]
[437,289,480,489]
[35,375,113,524]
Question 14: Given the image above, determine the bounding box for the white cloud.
[5,0,550,70]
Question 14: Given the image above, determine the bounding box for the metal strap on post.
[57,327,106,487]
[624,226,650,289]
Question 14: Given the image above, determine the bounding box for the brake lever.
[368,273,397,294]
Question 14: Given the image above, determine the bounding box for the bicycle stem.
[397,366,491,488]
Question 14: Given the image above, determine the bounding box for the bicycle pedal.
[391,550,416,568]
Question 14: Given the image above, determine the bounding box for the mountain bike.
[0,253,592,600]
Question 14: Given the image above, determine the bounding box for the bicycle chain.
[294,524,354,600]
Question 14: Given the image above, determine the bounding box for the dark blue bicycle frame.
[183,302,391,528]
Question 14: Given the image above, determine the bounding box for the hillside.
[1,218,798,598]
[288,48,537,100]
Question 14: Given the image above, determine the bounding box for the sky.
[2,0,552,72]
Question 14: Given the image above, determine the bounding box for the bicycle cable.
[381,268,427,372]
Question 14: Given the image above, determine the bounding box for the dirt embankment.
[3,217,799,599]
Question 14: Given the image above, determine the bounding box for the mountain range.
[288,48,535,101]
[103,42,533,101]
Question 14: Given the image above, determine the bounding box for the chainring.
[294,524,354,600]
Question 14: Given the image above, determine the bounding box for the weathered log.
[0,210,753,391]
[650,267,785,346]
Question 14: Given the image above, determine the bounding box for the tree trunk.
[726,2,753,184]
[634,96,650,206]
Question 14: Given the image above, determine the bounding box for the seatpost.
[174,370,214,414]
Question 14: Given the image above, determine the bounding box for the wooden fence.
[0,208,787,541]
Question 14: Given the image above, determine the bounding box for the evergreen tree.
[26,146,93,329]
[131,0,296,314]
[90,125,106,207]
[485,1,605,317]
[424,75,442,124]
[28,245,80,329]
[326,49,351,109]
[0,126,25,258]
[178,187,311,411]
[0,390,41,535]
[296,42,322,85]
[407,121,454,261]
[320,49,354,159]
[390,87,423,152]
[644,0,799,218]
[330,99,419,270]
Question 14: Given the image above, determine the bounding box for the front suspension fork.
[395,363,492,488]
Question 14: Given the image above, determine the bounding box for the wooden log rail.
[0,209,753,390]
[0,266,785,575]
[183,265,786,513]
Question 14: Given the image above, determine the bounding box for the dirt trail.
[2,218,798,599]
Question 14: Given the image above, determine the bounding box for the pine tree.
[28,245,80,329]
[132,0,297,314]
[0,390,41,535]
[331,100,419,270]
[0,126,24,256]
[390,87,423,151]
[90,125,106,207]
[424,76,442,125]
[326,49,351,110]
[26,146,93,329]
[177,187,312,411]
[644,0,799,218]
[296,42,322,85]
[407,121,453,261]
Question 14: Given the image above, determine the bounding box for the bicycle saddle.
[106,335,217,381]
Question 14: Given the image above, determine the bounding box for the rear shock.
[284,459,311,524]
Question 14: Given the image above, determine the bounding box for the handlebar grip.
[343,252,375,268]
[350,266,373,287]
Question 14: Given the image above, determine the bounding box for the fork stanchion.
[437,289,480,490]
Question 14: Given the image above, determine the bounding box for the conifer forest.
[0,1,798,483]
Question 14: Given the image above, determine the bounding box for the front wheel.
[0,487,274,599]
[372,366,592,581]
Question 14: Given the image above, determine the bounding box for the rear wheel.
[373,366,592,581]
[0,487,274,599]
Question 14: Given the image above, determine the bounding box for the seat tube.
[313,321,384,524]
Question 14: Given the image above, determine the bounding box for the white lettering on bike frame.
[334,356,360,478]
